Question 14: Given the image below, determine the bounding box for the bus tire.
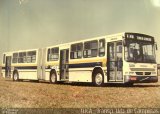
[50,72,57,84]
[13,71,19,81]
[93,70,104,86]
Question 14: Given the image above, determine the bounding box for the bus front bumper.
[125,76,158,83]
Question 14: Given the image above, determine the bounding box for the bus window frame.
[12,53,19,63]
[99,39,105,57]
[83,40,98,58]
[26,51,37,63]
[70,43,83,59]
[47,47,59,61]
[18,52,27,63]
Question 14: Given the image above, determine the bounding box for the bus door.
[37,48,46,80]
[5,56,12,77]
[107,41,123,82]
[59,49,69,80]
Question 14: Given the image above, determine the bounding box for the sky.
[0,0,160,64]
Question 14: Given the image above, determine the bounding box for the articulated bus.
[1,32,158,86]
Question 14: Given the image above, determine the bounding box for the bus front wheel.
[50,72,57,84]
[93,70,104,86]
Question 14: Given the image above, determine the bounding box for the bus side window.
[12,53,18,63]
[31,51,36,63]
[70,43,83,59]
[51,47,59,61]
[99,39,105,57]
[84,40,98,58]
[18,52,26,63]
[27,51,36,63]
[48,47,59,61]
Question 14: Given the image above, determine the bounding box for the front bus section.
[123,32,158,85]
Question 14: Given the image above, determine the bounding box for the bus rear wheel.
[93,70,104,86]
[13,71,19,81]
[50,72,57,84]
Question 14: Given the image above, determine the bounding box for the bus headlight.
[152,72,156,74]
[124,75,130,82]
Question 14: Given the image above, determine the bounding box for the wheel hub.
[95,73,103,85]
[14,74,18,80]
[51,74,56,82]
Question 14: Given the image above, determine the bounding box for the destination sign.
[125,33,154,43]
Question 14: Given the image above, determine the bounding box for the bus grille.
[136,72,143,75]
[135,72,151,75]
[145,72,151,75]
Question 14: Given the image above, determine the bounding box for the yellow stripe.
[45,61,59,66]
[69,58,107,67]
[45,58,107,67]
[12,63,37,67]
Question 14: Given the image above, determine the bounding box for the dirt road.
[0,76,160,108]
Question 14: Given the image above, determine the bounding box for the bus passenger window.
[77,51,82,58]
[18,52,26,63]
[70,43,83,59]
[84,40,98,58]
[12,53,18,63]
[48,47,59,61]
[27,51,36,63]
[99,39,105,57]
[74,52,77,59]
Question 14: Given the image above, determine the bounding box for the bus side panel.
[44,69,50,81]
[69,68,92,82]
[19,70,38,80]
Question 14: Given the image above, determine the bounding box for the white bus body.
[1,32,158,86]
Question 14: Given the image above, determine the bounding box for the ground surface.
[0,76,160,108]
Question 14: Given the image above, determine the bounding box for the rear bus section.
[1,52,12,78]
[12,49,39,81]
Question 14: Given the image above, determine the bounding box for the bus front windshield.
[124,41,156,63]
